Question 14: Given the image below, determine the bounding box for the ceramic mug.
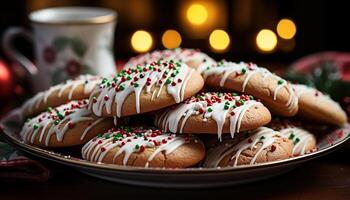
[2,7,117,92]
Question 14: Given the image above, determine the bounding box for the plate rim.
[1,108,349,175]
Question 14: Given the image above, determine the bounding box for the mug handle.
[1,27,38,75]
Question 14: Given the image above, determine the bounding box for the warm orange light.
[256,29,277,52]
[186,4,208,25]
[209,29,230,52]
[162,30,182,49]
[277,19,297,39]
[131,30,153,52]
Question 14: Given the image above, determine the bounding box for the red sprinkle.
[104,95,109,101]
[101,147,106,152]
[177,79,182,83]
[171,82,176,86]
[248,138,252,143]
[162,139,167,144]
[140,145,145,152]
[270,145,276,152]
[68,122,74,129]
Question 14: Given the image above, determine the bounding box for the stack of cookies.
[19,48,348,169]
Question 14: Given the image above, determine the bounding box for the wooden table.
[1,142,350,200]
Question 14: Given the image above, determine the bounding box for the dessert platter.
[1,48,349,188]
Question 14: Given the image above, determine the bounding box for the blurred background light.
[131,30,153,52]
[276,18,297,39]
[256,29,277,52]
[162,29,182,49]
[209,29,230,52]
[186,3,208,25]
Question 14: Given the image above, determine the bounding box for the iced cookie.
[293,84,347,126]
[155,92,271,140]
[20,100,114,148]
[279,126,317,156]
[203,127,293,167]
[82,127,205,168]
[198,61,299,117]
[124,48,215,70]
[89,60,204,117]
[22,75,101,117]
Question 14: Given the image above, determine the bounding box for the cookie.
[279,126,317,156]
[293,84,347,126]
[21,75,101,117]
[124,48,215,70]
[20,100,114,148]
[81,127,205,168]
[155,92,271,140]
[203,127,293,167]
[89,60,204,117]
[198,61,299,117]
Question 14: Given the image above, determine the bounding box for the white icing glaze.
[280,127,316,156]
[293,84,343,110]
[20,100,107,146]
[203,127,282,167]
[81,128,189,167]
[124,48,216,70]
[198,61,298,113]
[89,60,194,117]
[155,92,264,140]
[21,74,101,115]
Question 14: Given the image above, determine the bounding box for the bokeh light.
[162,29,182,49]
[277,19,297,39]
[209,29,230,52]
[186,4,208,25]
[131,30,153,52]
[256,29,277,52]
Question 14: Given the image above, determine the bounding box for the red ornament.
[0,60,13,97]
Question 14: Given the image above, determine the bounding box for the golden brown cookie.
[293,84,347,126]
[278,126,317,156]
[155,92,271,140]
[124,48,215,70]
[202,127,293,167]
[82,127,205,168]
[89,60,204,117]
[198,61,299,117]
[21,75,102,117]
[20,100,114,148]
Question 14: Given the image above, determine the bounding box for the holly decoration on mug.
[42,36,93,84]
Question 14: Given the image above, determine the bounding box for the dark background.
[0,0,349,63]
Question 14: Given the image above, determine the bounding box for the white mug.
[2,7,117,92]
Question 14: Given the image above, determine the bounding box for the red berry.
[270,145,276,152]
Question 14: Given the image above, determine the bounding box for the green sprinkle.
[119,85,125,91]
[57,112,64,120]
[33,124,39,130]
[127,76,132,80]
[135,144,140,149]
[208,108,213,112]
[249,96,254,100]
[294,138,300,144]
[54,120,60,125]
[278,80,284,85]
[105,134,110,139]
[225,101,230,105]
[239,99,245,105]
[289,133,295,140]
[97,133,103,138]
[176,62,181,67]
[206,66,210,70]
[241,68,247,74]
[294,137,300,144]
[106,82,111,87]
[114,133,122,139]
[232,92,239,96]
[102,78,108,84]
[166,79,172,85]
[224,105,229,110]
[260,136,266,140]
[133,83,139,87]
[47,107,52,112]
